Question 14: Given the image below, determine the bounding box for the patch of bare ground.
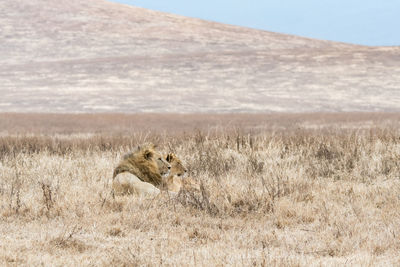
[0,113,400,265]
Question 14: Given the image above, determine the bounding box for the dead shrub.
[50,225,88,253]
[176,183,219,216]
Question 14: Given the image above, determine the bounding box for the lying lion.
[112,144,170,197]
[112,145,199,197]
[164,153,200,193]
[112,172,161,197]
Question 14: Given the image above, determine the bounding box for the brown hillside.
[0,0,399,112]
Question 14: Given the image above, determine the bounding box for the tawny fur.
[113,144,170,187]
[112,150,197,197]
[165,153,200,193]
[112,172,160,197]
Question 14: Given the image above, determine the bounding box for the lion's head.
[151,149,171,178]
[165,153,188,177]
[164,153,199,193]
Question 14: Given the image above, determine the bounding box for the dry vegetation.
[1,113,400,266]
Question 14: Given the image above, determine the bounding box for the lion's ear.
[144,149,153,160]
[166,153,174,162]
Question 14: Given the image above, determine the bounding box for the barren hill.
[1,0,399,113]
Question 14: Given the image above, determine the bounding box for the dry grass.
[1,113,400,266]
[1,112,400,135]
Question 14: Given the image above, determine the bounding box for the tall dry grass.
[0,113,400,266]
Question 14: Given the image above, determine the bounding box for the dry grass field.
[1,113,400,266]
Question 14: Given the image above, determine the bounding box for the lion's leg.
[165,175,182,193]
[113,172,160,197]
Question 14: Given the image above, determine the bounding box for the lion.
[112,172,161,197]
[164,153,200,193]
[112,144,171,196]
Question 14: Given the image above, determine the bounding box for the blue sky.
[112,0,399,46]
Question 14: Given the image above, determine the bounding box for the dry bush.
[0,113,400,266]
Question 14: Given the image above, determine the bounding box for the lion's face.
[165,153,188,177]
[164,153,200,193]
[144,149,171,177]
